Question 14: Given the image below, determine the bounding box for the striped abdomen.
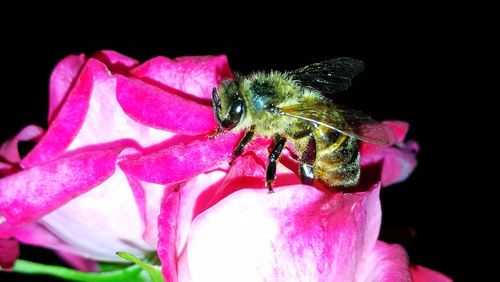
[313,126,360,187]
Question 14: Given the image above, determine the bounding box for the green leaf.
[116,252,164,282]
[12,259,151,282]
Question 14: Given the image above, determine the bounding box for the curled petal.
[21,62,94,168]
[361,121,419,187]
[131,55,233,100]
[380,145,418,187]
[49,54,86,122]
[91,50,139,73]
[384,121,410,142]
[0,125,44,163]
[119,133,240,184]
[23,59,173,168]
[356,241,412,282]
[0,148,119,235]
[360,121,410,156]
[361,144,418,187]
[0,238,19,270]
[63,61,172,151]
[116,75,218,135]
[0,161,15,177]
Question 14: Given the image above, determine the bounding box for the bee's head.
[212,80,246,131]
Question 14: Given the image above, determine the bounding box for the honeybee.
[211,57,394,192]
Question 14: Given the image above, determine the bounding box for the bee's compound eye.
[229,97,245,120]
[222,97,245,129]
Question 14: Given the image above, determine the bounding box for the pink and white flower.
[0,51,450,281]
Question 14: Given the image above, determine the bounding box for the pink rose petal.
[12,223,97,271]
[63,60,172,151]
[39,167,154,261]
[411,265,453,282]
[56,251,99,272]
[119,133,241,184]
[91,50,139,73]
[140,183,170,247]
[158,189,181,282]
[158,167,252,282]
[13,223,97,266]
[116,75,218,135]
[126,176,175,247]
[0,161,16,177]
[23,59,173,169]
[158,150,270,276]
[384,120,410,142]
[179,184,381,282]
[380,145,418,186]
[0,148,119,235]
[0,238,19,270]
[0,125,44,163]
[361,143,418,187]
[360,120,410,156]
[360,120,419,187]
[49,54,86,122]
[131,55,233,100]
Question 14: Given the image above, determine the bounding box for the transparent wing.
[278,102,395,145]
[288,57,364,93]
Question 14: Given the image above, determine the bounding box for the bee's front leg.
[231,125,255,164]
[299,135,316,185]
[208,126,224,139]
[266,134,286,193]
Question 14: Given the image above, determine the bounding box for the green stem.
[13,259,143,282]
[116,252,164,282]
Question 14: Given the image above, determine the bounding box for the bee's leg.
[266,134,286,193]
[231,125,255,164]
[208,126,224,139]
[299,135,316,185]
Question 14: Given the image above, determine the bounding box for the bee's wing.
[288,57,364,94]
[278,103,396,145]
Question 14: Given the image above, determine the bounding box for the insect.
[211,57,394,193]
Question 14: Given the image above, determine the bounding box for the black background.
[1,2,493,281]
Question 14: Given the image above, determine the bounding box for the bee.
[211,57,394,193]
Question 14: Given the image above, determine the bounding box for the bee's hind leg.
[299,135,316,185]
[266,134,286,193]
[231,125,255,165]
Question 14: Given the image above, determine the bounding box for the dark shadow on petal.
[345,161,383,193]
[379,227,416,247]
[18,140,37,159]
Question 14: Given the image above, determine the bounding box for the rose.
[0,50,232,272]
[0,50,450,281]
